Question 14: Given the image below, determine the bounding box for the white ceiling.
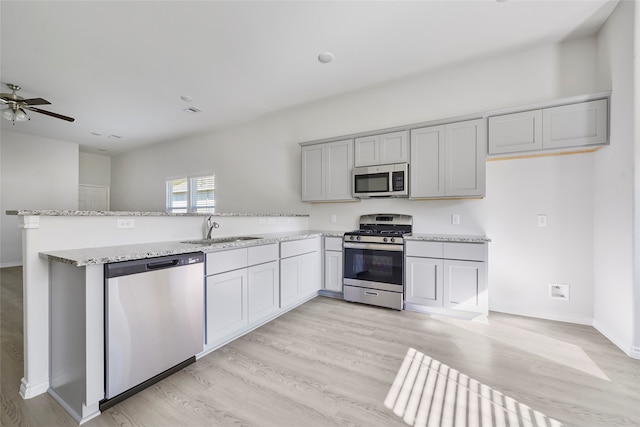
[0,0,618,155]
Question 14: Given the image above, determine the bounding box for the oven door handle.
[343,242,404,251]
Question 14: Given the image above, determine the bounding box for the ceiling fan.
[0,83,75,124]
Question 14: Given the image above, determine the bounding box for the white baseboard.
[592,319,639,359]
[1,261,22,268]
[489,304,593,325]
[19,377,49,399]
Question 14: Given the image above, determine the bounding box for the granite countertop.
[6,210,309,217]
[41,231,343,266]
[40,230,489,266]
[405,234,491,243]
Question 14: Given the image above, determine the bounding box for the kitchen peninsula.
[6,209,313,423]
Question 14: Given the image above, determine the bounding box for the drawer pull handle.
[364,291,378,297]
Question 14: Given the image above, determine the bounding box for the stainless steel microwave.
[353,163,409,198]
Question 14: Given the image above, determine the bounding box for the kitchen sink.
[182,236,263,245]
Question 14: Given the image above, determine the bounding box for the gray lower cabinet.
[405,256,443,307]
[410,118,486,199]
[205,244,279,346]
[280,237,321,308]
[247,261,279,323]
[405,240,488,317]
[323,237,343,293]
[206,268,248,344]
[488,98,608,155]
[280,251,319,308]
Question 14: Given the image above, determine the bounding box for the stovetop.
[344,213,413,244]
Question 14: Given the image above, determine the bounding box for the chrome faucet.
[206,216,220,239]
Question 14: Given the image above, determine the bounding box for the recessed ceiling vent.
[183,107,202,114]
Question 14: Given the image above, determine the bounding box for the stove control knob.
[356,236,361,241]
[350,236,355,241]
[390,237,395,243]
[383,237,388,242]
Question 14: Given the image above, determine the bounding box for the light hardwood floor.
[2,265,639,426]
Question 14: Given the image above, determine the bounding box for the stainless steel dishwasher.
[101,252,204,411]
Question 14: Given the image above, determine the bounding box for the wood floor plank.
[2,266,639,427]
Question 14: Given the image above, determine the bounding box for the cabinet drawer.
[324,236,343,252]
[443,242,487,262]
[206,248,248,275]
[280,237,320,258]
[405,241,444,258]
[248,243,278,266]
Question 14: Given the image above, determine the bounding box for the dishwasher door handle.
[146,259,179,270]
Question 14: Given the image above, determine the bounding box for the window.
[166,174,215,213]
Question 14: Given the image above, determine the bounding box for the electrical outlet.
[549,283,569,300]
[116,219,135,229]
[331,214,337,223]
[451,214,460,225]
[537,214,548,227]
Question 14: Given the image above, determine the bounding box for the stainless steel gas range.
[343,214,412,310]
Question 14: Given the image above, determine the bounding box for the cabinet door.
[443,260,487,315]
[410,125,445,198]
[206,269,248,344]
[379,131,409,165]
[325,139,354,200]
[280,256,300,308]
[488,110,543,154]
[301,144,325,201]
[300,251,320,297]
[324,250,343,292]
[405,257,443,307]
[542,99,608,149]
[354,135,379,167]
[445,118,486,197]
[248,261,279,323]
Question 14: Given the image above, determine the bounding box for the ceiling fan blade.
[22,98,51,106]
[25,107,75,122]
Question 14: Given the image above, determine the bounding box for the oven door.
[343,242,404,291]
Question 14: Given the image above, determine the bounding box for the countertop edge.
[41,231,342,266]
[405,234,491,243]
[40,231,489,266]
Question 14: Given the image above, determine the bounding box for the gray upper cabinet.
[488,110,543,154]
[410,125,445,198]
[301,139,354,202]
[445,119,486,197]
[488,98,608,155]
[542,99,608,149]
[354,130,408,167]
[301,144,325,201]
[410,119,486,199]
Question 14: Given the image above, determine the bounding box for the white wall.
[79,152,111,187]
[593,0,638,356]
[111,36,601,324]
[0,130,79,266]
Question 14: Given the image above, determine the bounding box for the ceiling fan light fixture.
[15,108,29,121]
[2,107,29,123]
[2,109,14,121]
